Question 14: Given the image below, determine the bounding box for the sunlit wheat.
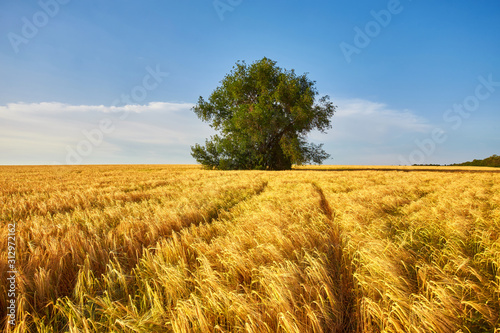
[1,165,498,332]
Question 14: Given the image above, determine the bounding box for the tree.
[191,57,336,170]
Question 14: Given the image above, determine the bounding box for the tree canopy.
[191,57,336,170]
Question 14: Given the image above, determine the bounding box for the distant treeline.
[412,164,442,167]
[453,154,500,167]
[412,155,500,167]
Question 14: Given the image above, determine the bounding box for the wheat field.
[1,165,499,332]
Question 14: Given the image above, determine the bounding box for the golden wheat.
[1,165,499,332]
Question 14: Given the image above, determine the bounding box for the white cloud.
[309,98,434,165]
[329,98,431,142]
[0,101,212,165]
[0,101,194,115]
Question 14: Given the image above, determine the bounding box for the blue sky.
[1,0,499,165]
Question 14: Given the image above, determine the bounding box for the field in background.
[294,165,500,172]
[1,165,499,332]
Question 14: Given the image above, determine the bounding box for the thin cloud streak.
[0,102,194,115]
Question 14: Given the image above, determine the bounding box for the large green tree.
[191,57,336,170]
